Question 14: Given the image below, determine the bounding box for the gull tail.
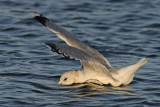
[112,58,148,86]
[136,58,148,67]
[128,57,148,72]
[117,58,148,75]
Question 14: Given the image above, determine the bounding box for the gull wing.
[45,43,117,82]
[31,11,112,69]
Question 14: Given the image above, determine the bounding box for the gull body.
[31,11,148,87]
[57,58,147,86]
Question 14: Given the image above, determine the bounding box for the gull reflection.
[61,83,135,97]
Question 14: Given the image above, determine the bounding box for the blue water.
[0,0,160,106]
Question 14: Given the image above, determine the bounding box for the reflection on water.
[58,84,136,106]
[62,83,134,96]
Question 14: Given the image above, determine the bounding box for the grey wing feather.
[45,43,118,82]
[31,11,112,69]
[45,43,92,61]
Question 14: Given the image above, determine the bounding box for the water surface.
[0,0,160,106]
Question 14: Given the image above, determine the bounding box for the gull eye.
[64,78,68,81]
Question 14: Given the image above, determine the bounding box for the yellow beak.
[56,82,62,85]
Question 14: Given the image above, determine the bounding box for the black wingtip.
[45,43,56,48]
[45,43,65,55]
[31,11,49,26]
[45,43,57,51]
[30,11,41,17]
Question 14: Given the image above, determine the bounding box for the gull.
[31,11,148,87]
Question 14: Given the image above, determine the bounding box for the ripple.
[144,23,160,28]
[15,18,35,25]
[0,72,31,77]
[72,16,88,20]
[2,27,20,31]
[13,80,54,90]
[154,47,160,52]
[143,87,160,92]
[14,100,31,104]
[27,50,47,55]
[77,21,91,24]
[141,101,160,106]
[147,54,158,58]
[108,0,126,2]
[139,29,160,35]
[94,26,110,30]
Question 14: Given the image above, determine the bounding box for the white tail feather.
[136,58,148,67]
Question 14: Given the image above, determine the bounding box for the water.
[0,0,160,106]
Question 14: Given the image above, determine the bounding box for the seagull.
[31,11,148,87]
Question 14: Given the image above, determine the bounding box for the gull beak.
[56,82,62,85]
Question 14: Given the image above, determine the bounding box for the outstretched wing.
[45,43,117,82]
[31,11,112,69]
